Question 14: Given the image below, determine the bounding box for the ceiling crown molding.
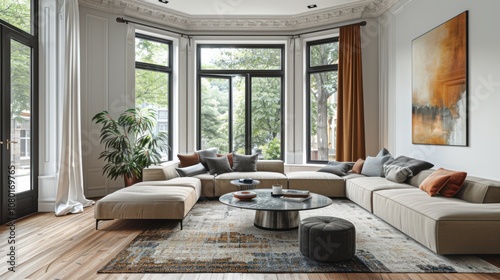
[78,0,398,32]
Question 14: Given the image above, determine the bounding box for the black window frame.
[196,44,285,158]
[134,32,173,161]
[306,37,339,163]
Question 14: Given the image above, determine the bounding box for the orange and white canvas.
[412,11,468,146]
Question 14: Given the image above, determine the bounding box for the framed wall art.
[412,11,468,146]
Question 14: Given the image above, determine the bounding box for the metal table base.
[254,210,299,230]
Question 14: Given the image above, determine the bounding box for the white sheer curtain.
[55,0,94,216]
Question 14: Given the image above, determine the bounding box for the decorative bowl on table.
[233,191,257,201]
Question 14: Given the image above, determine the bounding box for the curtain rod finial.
[116,17,126,23]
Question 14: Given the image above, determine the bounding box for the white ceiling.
[80,0,398,32]
[143,0,362,16]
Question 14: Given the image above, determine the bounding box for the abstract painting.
[412,11,468,145]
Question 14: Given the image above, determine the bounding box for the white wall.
[386,0,500,180]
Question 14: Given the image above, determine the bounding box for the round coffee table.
[219,189,332,230]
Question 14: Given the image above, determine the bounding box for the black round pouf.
[299,216,356,262]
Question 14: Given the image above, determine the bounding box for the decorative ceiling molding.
[78,0,398,32]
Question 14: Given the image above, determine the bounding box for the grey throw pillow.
[361,155,393,177]
[384,164,413,183]
[232,153,258,172]
[175,163,207,177]
[205,156,233,175]
[196,147,218,170]
[317,162,354,176]
[376,148,391,157]
[393,155,434,176]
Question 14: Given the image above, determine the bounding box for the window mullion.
[245,74,251,155]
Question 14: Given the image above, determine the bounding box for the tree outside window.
[135,33,172,160]
[307,38,339,162]
[198,45,284,159]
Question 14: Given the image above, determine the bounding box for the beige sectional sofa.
[344,169,500,254]
[95,158,500,255]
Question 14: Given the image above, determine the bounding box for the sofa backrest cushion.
[407,169,500,203]
[143,161,180,181]
[407,169,434,188]
[455,177,500,203]
[256,160,284,174]
[232,153,258,172]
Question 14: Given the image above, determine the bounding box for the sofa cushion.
[217,153,233,167]
[345,177,414,212]
[383,156,434,183]
[376,147,391,157]
[361,155,392,177]
[431,168,467,197]
[95,178,201,221]
[177,152,199,167]
[175,163,207,177]
[351,158,365,174]
[232,153,258,172]
[372,188,500,254]
[206,156,233,175]
[419,172,451,196]
[196,147,218,170]
[383,164,413,183]
[287,171,345,197]
[256,160,284,173]
[392,155,434,176]
[317,161,354,176]
[454,176,500,203]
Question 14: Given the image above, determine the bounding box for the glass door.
[1,25,38,224]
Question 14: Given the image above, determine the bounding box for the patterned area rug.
[99,199,500,273]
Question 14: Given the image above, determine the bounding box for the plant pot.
[124,174,142,187]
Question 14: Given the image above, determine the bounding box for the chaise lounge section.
[94,177,201,230]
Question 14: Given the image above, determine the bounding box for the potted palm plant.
[92,107,169,187]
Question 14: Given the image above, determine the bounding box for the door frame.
[0,23,39,224]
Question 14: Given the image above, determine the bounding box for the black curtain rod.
[116,17,187,37]
[116,17,366,38]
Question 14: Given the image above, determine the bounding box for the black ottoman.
[299,216,355,262]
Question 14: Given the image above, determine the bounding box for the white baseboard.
[38,200,55,212]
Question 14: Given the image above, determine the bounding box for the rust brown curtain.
[335,24,366,161]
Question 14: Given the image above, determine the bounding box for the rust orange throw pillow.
[433,168,467,197]
[419,172,451,196]
[351,159,365,174]
[177,153,200,167]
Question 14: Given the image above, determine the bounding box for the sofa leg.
[95,219,112,230]
[180,220,183,230]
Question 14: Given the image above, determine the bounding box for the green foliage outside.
[1,1,32,123]
[0,0,31,34]
[200,47,282,159]
[135,37,170,109]
[309,41,339,161]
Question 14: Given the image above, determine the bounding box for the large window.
[135,33,172,160]
[307,37,339,163]
[198,45,284,159]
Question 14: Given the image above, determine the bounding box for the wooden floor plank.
[0,204,499,280]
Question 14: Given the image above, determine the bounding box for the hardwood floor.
[0,204,499,280]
